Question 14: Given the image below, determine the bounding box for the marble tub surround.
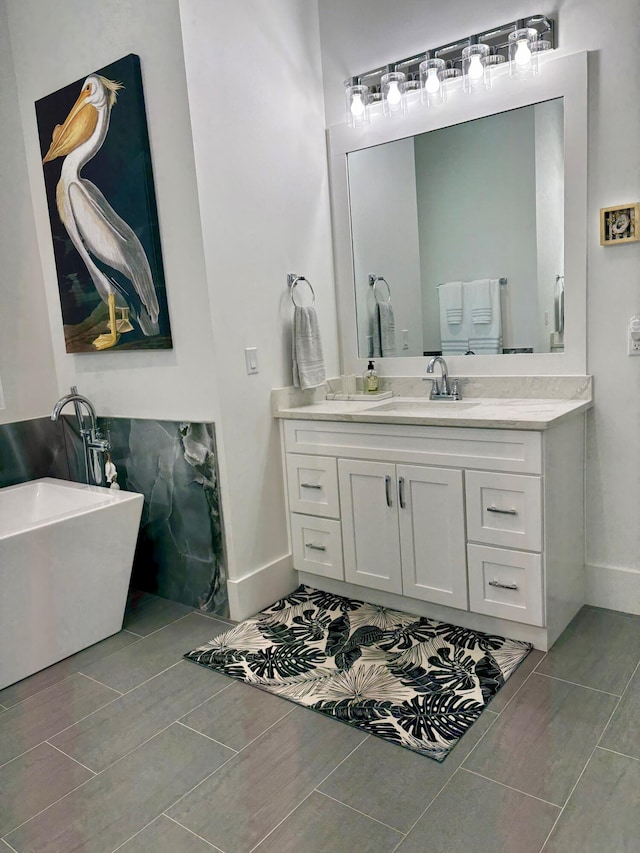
[0,417,72,488]
[100,418,228,618]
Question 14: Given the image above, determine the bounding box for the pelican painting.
[36,54,172,352]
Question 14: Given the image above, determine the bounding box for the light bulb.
[387,80,401,106]
[515,38,532,67]
[425,68,440,94]
[350,93,365,117]
[468,54,484,81]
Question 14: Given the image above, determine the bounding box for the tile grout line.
[315,789,407,835]
[163,814,224,851]
[77,671,125,694]
[532,670,622,697]
[246,736,371,853]
[596,745,640,763]
[176,721,239,753]
[461,767,562,808]
[45,740,97,775]
[110,815,222,853]
[537,657,640,852]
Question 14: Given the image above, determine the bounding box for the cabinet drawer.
[291,514,343,580]
[286,454,340,519]
[465,470,542,551]
[468,544,544,626]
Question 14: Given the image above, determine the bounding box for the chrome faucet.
[426,356,461,400]
[51,387,110,485]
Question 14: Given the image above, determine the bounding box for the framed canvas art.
[36,54,172,352]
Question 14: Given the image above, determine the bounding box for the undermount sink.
[365,398,478,413]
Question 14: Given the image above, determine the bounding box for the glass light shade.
[345,83,370,127]
[462,43,490,93]
[381,72,407,117]
[508,28,539,78]
[419,58,446,106]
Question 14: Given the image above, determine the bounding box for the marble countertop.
[273,396,592,430]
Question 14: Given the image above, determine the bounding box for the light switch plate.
[245,347,259,373]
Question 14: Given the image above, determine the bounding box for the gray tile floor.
[1,596,640,852]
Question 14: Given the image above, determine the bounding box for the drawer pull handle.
[306,543,326,552]
[486,506,518,516]
[398,477,406,509]
[301,482,322,490]
[489,579,519,591]
[385,475,392,507]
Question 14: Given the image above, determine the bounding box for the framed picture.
[36,54,172,352]
[600,203,640,246]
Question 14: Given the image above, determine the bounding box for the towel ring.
[288,273,315,307]
[369,275,391,305]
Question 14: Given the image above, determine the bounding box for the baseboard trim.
[227,554,298,621]
[585,563,640,615]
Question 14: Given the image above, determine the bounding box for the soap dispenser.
[364,360,379,393]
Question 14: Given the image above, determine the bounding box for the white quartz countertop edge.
[273,397,593,430]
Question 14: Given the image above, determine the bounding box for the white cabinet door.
[398,464,468,610]
[338,459,403,594]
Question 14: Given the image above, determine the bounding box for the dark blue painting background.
[35,53,172,351]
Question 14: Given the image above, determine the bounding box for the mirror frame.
[327,51,587,376]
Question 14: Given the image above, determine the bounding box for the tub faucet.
[426,356,461,400]
[51,387,110,485]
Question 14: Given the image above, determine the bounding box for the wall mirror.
[328,51,587,376]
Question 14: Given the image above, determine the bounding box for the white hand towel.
[465,278,494,324]
[467,278,502,354]
[439,281,463,325]
[375,301,397,357]
[292,305,326,389]
[439,282,468,354]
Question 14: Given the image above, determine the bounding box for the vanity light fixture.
[420,58,446,105]
[345,82,370,127]
[343,13,555,126]
[381,71,407,116]
[462,43,491,93]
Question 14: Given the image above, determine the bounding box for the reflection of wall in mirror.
[348,139,424,358]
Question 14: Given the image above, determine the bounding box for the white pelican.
[43,75,160,350]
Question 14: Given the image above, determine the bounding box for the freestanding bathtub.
[0,477,144,690]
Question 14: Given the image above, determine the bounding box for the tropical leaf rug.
[184,584,531,761]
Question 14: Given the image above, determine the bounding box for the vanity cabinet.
[338,460,467,608]
[282,415,585,649]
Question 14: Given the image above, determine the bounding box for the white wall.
[318,0,640,613]
[5,0,220,424]
[0,0,57,423]
[179,0,339,614]
[348,138,423,357]
[4,0,338,619]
